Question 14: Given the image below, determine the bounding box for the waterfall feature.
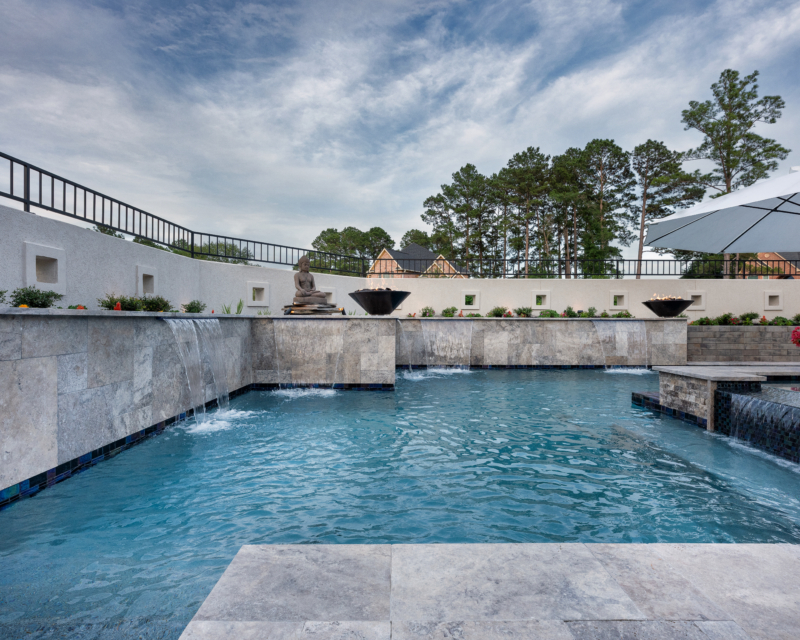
[420,320,473,368]
[194,319,230,412]
[165,318,231,421]
[165,319,206,423]
[726,389,800,463]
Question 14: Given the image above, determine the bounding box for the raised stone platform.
[180,543,800,640]
[652,364,800,431]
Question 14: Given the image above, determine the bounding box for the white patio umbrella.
[645,169,800,253]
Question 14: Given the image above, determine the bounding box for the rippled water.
[2,369,800,639]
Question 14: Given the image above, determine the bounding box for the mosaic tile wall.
[397,319,687,367]
[631,391,707,428]
[715,389,800,463]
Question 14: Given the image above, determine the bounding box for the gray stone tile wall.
[0,315,253,490]
[659,372,715,427]
[688,326,800,362]
[397,319,686,367]
[251,318,395,386]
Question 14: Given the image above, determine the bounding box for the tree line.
[312,69,790,278]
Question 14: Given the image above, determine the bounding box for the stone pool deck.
[180,543,800,640]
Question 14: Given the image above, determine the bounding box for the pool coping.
[179,542,800,640]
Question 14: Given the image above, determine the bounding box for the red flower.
[114,302,121,311]
[791,327,800,347]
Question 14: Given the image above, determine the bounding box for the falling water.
[420,320,473,368]
[194,319,230,411]
[164,319,206,423]
[727,389,800,462]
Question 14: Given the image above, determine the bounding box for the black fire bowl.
[349,290,411,315]
[642,299,694,318]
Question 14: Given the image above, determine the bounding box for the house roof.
[382,243,468,274]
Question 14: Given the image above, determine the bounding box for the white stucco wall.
[0,205,368,315]
[1,203,798,319]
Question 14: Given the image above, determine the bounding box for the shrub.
[93,224,125,238]
[67,304,87,310]
[792,313,800,325]
[693,316,716,325]
[599,310,610,318]
[419,306,435,317]
[487,306,508,317]
[740,312,760,323]
[611,310,634,318]
[441,306,458,317]
[562,306,578,318]
[183,299,207,313]
[0,290,6,305]
[10,286,64,308]
[140,295,172,312]
[580,307,597,318]
[97,293,142,311]
[465,312,482,317]
[514,307,533,317]
[714,312,738,326]
[539,309,559,318]
[771,316,792,326]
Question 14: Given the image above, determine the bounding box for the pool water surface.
[2,369,800,639]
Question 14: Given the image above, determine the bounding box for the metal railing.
[0,151,367,276]
[367,257,800,279]
[3,151,797,280]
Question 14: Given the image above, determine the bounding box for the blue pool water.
[2,369,800,639]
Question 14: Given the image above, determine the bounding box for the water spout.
[165,319,206,423]
[194,319,230,412]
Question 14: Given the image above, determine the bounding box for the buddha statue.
[294,255,328,304]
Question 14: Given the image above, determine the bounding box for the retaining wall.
[397,318,686,367]
[3,203,800,321]
[688,326,800,362]
[0,311,252,492]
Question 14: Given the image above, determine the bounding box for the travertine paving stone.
[184,544,800,640]
[181,620,390,639]
[193,545,391,623]
[652,544,800,640]
[587,545,730,621]
[392,620,574,639]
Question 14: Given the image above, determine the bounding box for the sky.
[1,0,799,256]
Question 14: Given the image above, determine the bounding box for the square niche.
[609,290,628,311]
[462,290,480,310]
[24,242,66,295]
[764,291,782,311]
[687,290,706,311]
[137,266,158,296]
[531,290,551,310]
[247,282,271,308]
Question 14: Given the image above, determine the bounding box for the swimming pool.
[2,369,800,638]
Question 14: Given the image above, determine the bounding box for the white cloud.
[0,0,798,253]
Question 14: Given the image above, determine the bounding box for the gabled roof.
[382,243,468,274]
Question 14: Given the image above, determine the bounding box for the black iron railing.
[0,151,367,276]
[3,151,797,280]
[367,257,799,279]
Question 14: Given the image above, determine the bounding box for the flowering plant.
[791,327,800,348]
